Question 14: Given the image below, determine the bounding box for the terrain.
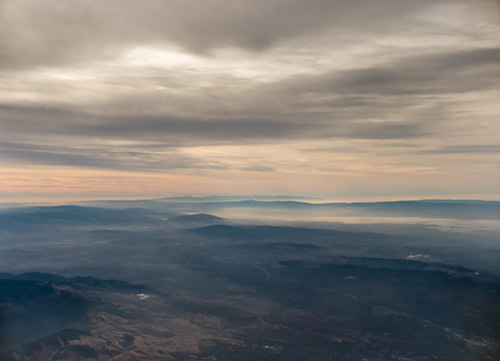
[0,199,499,360]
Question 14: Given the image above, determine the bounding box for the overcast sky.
[1,0,499,201]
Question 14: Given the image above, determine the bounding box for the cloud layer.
[0,0,499,198]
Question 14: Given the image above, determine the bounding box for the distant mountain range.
[152,199,500,220]
[155,195,317,202]
[40,198,500,220]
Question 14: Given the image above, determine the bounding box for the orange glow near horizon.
[1,164,499,204]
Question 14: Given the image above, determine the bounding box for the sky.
[0,0,499,202]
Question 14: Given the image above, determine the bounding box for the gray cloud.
[335,48,500,96]
[241,166,276,173]
[0,104,314,144]
[278,47,500,98]
[6,47,495,149]
[0,100,434,148]
[1,0,496,68]
[0,140,225,172]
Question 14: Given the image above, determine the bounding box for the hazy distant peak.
[167,213,223,223]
